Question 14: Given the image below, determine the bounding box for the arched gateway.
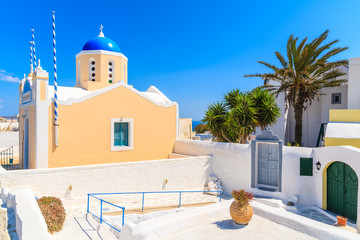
[327,161,358,221]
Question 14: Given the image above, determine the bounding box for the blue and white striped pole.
[30,41,33,73]
[52,11,59,146]
[31,30,37,72]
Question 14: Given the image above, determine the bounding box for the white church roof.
[48,86,93,102]
[47,82,173,106]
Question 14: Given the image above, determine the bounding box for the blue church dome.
[82,36,121,53]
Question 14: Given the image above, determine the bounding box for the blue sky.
[0,0,360,120]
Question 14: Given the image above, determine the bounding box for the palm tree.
[225,91,257,143]
[202,102,233,142]
[244,30,348,145]
[203,88,280,143]
[250,87,281,130]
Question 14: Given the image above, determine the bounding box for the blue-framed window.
[114,122,129,146]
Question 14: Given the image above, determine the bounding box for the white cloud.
[0,70,20,83]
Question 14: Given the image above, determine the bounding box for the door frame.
[254,141,282,191]
[323,161,358,221]
[23,117,29,169]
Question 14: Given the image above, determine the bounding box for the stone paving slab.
[166,214,317,240]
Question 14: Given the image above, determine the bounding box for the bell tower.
[75,26,128,91]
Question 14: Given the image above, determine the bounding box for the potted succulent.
[230,189,254,224]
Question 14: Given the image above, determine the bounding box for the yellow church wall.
[40,81,46,100]
[325,138,360,148]
[325,109,360,148]
[19,105,37,169]
[329,109,360,122]
[47,85,177,168]
[76,53,127,91]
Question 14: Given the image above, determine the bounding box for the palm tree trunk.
[294,102,304,146]
[221,131,232,143]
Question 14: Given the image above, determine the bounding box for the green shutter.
[300,158,313,176]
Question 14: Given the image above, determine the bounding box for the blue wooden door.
[258,143,279,186]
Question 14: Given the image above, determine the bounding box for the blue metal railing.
[87,194,125,232]
[87,190,226,232]
[0,146,13,170]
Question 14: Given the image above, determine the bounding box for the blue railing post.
[100,199,103,224]
[122,208,125,226]
[219,191,222,202]
[87,194,90,213]
[142,192,145,212]
[179,191,182,207]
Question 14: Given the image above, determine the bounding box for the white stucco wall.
[269,90,286,142]
[0,132,19,156]
[174,140,314,204]
[348,58,360,109]
[174,140,251,194]
[271,66,348,147]
[1,187,50,240]
[0,156,211,199]
[174,140,360,231]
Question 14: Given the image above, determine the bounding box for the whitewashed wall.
[270,66,348,147]
[174,140,360,230]
[0,156,211,199]
[174,140,251,194]
[1,187,50,240]
[0,132,19,155]
[175,140,314,204]
[348,58,360,109]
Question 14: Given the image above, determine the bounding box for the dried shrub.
[37,196,66,233]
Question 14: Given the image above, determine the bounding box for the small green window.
[114,122,129,146]
[300,158,313,176]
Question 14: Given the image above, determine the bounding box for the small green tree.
[202,88,280,143]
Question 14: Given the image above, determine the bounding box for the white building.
[270,62,359,147]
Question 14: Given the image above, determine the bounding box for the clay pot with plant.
[230,189,254,224]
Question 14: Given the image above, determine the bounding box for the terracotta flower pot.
[230,200,253,224]
[337,216,347,226]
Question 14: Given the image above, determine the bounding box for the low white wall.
[1,187,50,240]
[174,140,251,194]
[174,140,314,204]
[0,156,211,199]
[174,140,360,231]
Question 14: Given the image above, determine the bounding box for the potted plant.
[230,189,254,224]
[337,216,347,226]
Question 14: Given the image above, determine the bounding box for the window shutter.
[300,158,313,176]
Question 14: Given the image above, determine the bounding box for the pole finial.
[98,24,104,37]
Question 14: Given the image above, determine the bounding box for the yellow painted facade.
[19,30,178,169]
[325,109,360,148]
[19,105,36,169]
[76,52,128,91]
[328,109,360,122]
[47,85,177,168]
